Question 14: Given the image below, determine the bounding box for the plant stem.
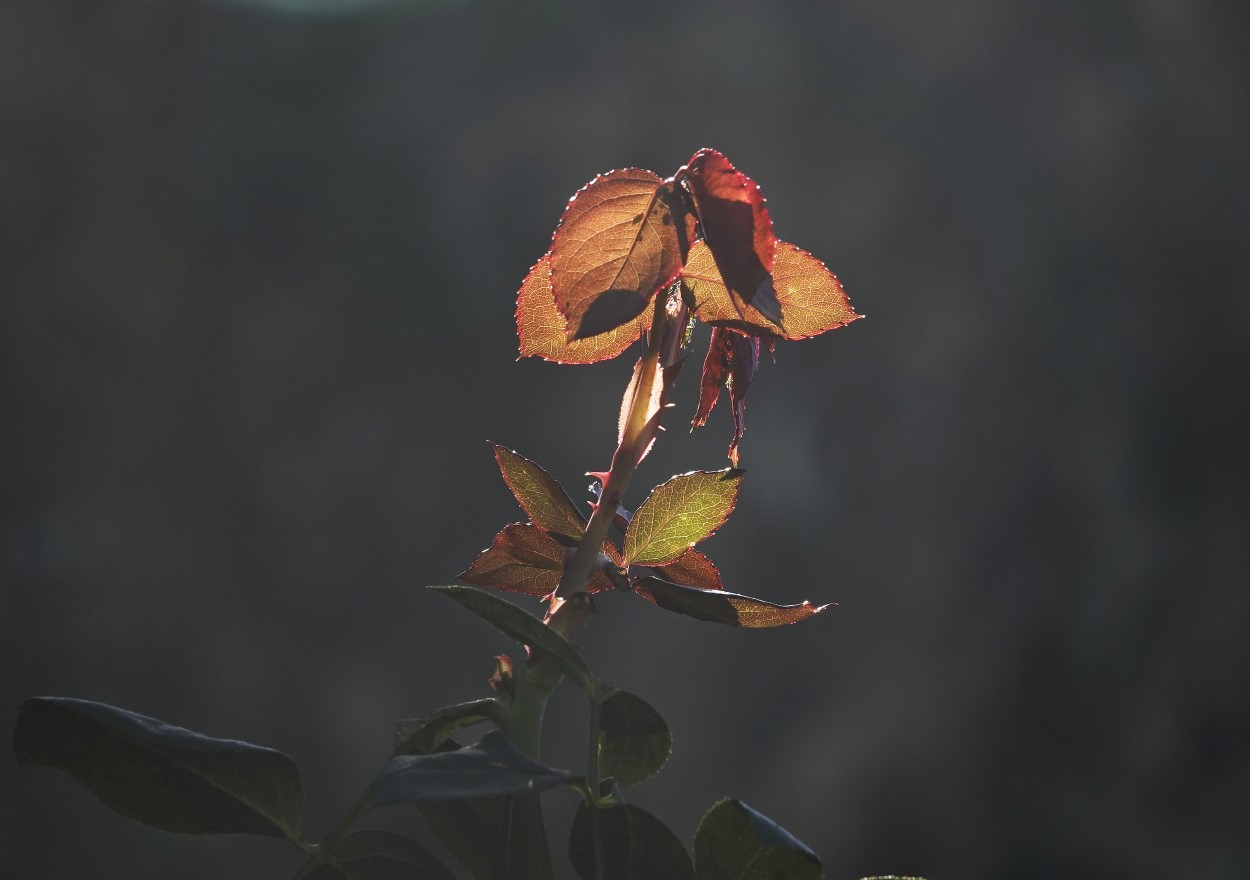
[586,691,606,880]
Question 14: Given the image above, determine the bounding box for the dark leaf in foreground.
[598,690,672,787]
[693,798,822,880]
[13,697,303,839]
[569,802,695,880]
[395,700,500,757]
[307,829,456,880]
[635,577,828,628]
[420,794,554,880]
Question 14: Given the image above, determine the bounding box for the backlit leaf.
[598,690,672,787]
[623,469,743,566]
[431,585,592,686]
[681,149,780,327]
[569,802,695,880]
[635,577,828,628]
[517,252,649,363]
[551,169,683,339]
[370,731,570,807]
[491,443,586,539]
[308,829,457,880]
[13,697,303,839]
[459,524,618,596]
[652,547,724,591]
[692,329,758,467]
[694,798,822,880]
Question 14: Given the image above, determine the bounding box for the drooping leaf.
[694,798,822,880]
[459,524,617,597]
[681,241,860,340]
[569,802,696,880]
[517,252,650,363]
[13,697,303,839]
[635,577,828,628]
[692,329,759,467]
[420,794,554,880]
[491,444,586,540]
[681,149,780,327]
[371,731,570,807]
[395,700,500,757]
[652,547,724,591]
[598,690,672,787]
[623,469,743,566]
[307,829,457,880]
[430,585,592,686]
[551,170,683,339]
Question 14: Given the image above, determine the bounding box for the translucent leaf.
[491,443,586,540]
[693,798,822,880]
[430,585,592,686]
[623,469,743,566]
[652,547,724,591]
[681,149,780,326]
[517,252,649,363]
[551,170,683,339]
[569,802,696,880]
[13,697,303,839]
[307,829,457,880]
[370,731,570,807]
[459,524,617,596]
[635,577,829,628]
[598,690,672,787]
[692,329,758,466]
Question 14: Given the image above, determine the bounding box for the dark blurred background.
[3,0,1248,877]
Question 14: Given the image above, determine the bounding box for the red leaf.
[692,328,759,466]
[635,576,829,628]
[490,443,586,540]
[551,170,684,340]
[460,524,618,596]
[681,149,780,327]
[652,547,724,591]
[516,252,650,364]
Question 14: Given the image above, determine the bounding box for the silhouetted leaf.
[491,443,586,539]
[517,252,649,363]
[635,577,828,628]
[459,524,617,596]
[420,795,554,880]
[694,798,822,880]
[371,731,570,807]
[569,802,695,880]
[681,149,780,326]
[13,697,303,839]
[623,469,743,566]
[395,700,500,756]
[308,829,456,880]
[551,170,684,339]
[652,547,724,591]
[430,585,592,685]
[598,690,672,787]
[692,329,758,467]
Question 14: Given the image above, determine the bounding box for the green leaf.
[395,699,500,756]
[491,443,586,540]
[419,794,554,880]
[431,585,593,686]
[569,802,696,880]
[693,798,822,880]
[307,829,457,880]
[12,696,303,839]
[636,577,829,628]
[623,469,744,566]
[370,731,570,807]
[598,690,672,787]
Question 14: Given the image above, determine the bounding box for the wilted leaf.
[308,829,457,880]
[551,170,683,339]
[517,252,649,363]
[13,697,303,839]
[652,547,724,591]
[681,149,780,326]
[694,798,822,880]
[431,585,592,686]
[459,524,617,596]
[370,731,570,807]
[635,577,828,628]
[598,690,672,787]
[692,329,758,467]
[491,443,586,540]
[624,469,743,566]
[569,802,696,880]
